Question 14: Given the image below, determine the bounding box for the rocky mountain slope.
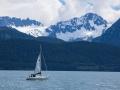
[46,13,108,41]
[93,18,120,47]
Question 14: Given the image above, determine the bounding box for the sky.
[0,0,120,26]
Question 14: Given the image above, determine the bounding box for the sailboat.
[26,45,50,80]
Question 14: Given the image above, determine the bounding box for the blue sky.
[59,0,66,5]
[0,0,120,26]
[111,5,120,11]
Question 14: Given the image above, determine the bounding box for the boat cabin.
[30,74,36,77]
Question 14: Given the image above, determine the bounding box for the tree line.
[0,39,120,71]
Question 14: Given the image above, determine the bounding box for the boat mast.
[40,45,42,75]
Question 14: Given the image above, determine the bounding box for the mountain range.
[0,13,120,47]
[0,16,43,27]
[1,13,120,71]
[0,13,111,42]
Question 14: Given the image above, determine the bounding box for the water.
[0,71,120,90]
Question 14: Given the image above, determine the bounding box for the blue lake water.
[0,71,120,90]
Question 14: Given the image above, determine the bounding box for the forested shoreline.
[0,39,120,71]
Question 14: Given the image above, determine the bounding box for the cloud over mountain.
[0,0,120,26]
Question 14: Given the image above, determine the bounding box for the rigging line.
[41,46,48,71]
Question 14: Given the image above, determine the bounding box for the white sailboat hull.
[26,75,50,80]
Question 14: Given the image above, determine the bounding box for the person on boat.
[33,74,36,77]
[31,74,33,77]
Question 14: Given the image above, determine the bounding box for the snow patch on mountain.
[26,26,49,37]
[12,25,49,37]
[56,22,105,41]
[0,16,48,37]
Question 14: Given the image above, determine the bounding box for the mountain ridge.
[0,13,110,42]
[0,16,43,27]
[92,18,120,47]
[0,26,65,43]
[0,26,34,40]
[46,13,108,41]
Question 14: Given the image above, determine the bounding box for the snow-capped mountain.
[46,13,109,41]
[0,13,111,41]
[0,16,47,37]
[25,26,49,37]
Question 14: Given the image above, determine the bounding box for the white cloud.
[89,0,120,23]
[0,0,120,26]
